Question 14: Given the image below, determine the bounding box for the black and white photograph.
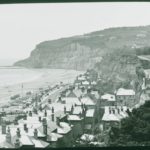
[0,2,150,148]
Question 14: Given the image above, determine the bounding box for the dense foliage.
[136,47,150,55]
[109,101,150,146]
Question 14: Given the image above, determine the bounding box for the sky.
[0,2,150,65]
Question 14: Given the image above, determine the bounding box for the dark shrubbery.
[109,101,150,146]
[136,47,150,55]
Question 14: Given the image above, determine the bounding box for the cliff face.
[16,42,102,70]
[14,25,150,72]
[94,49,141,81]
[14,39,103,70]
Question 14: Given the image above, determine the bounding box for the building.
[100,94,116,107]
[115,88,135,107]
[77,75,86,82]
[60,97,81,106]
[80,96,96,109]
[84,109,95,134]
[0,71,100,148]
[80,81,91,89]
[13,108,74,147]
[0,123,49,148]
[67,114,84,139]
[101,106,128,131]
[73,89,87,98]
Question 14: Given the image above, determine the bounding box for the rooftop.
[47,132,63,142]
[102,106,128,122]
[101,93,116,101]
[30,137,49,148]
[82,81,90,85]
[68,115,82,121]
[62,97,81,105]
[77,76,86,81]
[66,91,77,98]
[86,109,95,117]
[47,102,72,112]
[57,122,72,134]
[73,89,87,98]
[73,106,83,115]
[80,97,95,106]
[116,88,135,96]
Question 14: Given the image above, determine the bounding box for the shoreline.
[0,68,83,107]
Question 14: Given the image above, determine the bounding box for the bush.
[142,113,150,120]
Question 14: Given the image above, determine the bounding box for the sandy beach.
[0,69,83,106]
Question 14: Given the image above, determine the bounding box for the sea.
[0,66,43,87]
[0,66,83,106]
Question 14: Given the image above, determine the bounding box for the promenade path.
[40,84,69,108]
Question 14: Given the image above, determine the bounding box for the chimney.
[112,109,115,114]
[58,96,62,102]
[16,128,21,138]
[64,106,66,114]
[81,103,84,109]
[39,104,42,111]
[109,110,111,114]
[23,124,27,131]
[56,117,60,126]
[25,127,28,133]
[39,116,42,122]
[42,118,47,136]
[48,99,52,104]
[87,88,91,94]
[51,113,54,122]
[14,138,20,148]
[2,120,6,134]
[68,120,71,127]
[84,104,87,112]
[34,108,38,114]
[52,107,54,113]
[82,109,86,118]
[34,129,38,139]
[44,110,47,117]
[79,112,82,118]
[29,111,32,116]
[71,105,74,114]
[6,127,11,143]
[109,108,111,114]
[121,107,123,112]
[24,114,27,120]
[81,87,84,92]
[15,119,18,125]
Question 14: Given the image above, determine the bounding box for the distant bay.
[0,67,83,106]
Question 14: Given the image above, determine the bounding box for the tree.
[109,101,150,146]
